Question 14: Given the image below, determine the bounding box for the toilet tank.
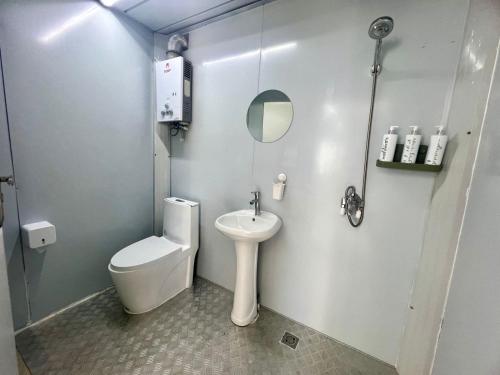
[163,197,199,251]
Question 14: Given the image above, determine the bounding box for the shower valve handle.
[0,175,14,228]
[0,176,14,185]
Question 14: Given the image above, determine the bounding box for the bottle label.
[380,136,389,160]
[426,138,445,165]
[402,137,419,163]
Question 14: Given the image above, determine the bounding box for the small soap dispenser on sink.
[273,173,287,200]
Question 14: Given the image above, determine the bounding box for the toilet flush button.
[22,221,56,249]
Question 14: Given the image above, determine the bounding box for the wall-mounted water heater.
[155,56,192,124]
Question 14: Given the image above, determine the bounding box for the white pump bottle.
[379,126,399,162]
[401,126,421,164]
[425,126,448,165]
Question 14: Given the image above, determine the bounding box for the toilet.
[108,197,199,314]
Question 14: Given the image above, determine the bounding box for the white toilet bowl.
[109,197,199,314]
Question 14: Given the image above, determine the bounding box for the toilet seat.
[110,236,181,272]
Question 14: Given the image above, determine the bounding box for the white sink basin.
[215,209,281,242]
[215,209,282,327]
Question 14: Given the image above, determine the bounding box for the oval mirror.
[246,90,293,143]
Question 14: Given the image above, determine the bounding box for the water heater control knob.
[161,103,173,117]
[163,104,173,116]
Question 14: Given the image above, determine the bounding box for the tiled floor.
[16,278,397,375]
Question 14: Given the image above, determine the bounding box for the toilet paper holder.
[22,221,56,250]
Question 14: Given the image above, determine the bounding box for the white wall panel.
[167,8,262,291]
[432,37,500,375]
[0,0,155,324]
[254,0,468,363]
[397,1,500,373]
[164,0,468,364]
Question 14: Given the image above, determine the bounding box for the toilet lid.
[110,236,181,271]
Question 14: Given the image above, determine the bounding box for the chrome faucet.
[250,191,261,216]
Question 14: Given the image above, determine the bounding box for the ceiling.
[107,0,264,34]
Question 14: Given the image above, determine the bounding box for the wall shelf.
[376,160,443,172]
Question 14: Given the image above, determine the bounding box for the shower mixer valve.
[340,186,363,221]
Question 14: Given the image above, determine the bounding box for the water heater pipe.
[166,34,189,59]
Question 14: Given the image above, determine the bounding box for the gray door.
[0,50,30,329]
[0,1,154,326]
[0,50,20,374]
[0,229,17,375]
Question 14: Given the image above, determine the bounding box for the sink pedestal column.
[231,240,259,326]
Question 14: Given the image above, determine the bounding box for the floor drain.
[280,331,299,350]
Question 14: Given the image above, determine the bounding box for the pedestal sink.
[215,209,281,326]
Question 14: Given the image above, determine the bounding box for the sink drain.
[280,331,299,350]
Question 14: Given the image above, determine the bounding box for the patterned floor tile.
[16,278,397,375]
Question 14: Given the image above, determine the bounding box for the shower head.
[368,17,394,39]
